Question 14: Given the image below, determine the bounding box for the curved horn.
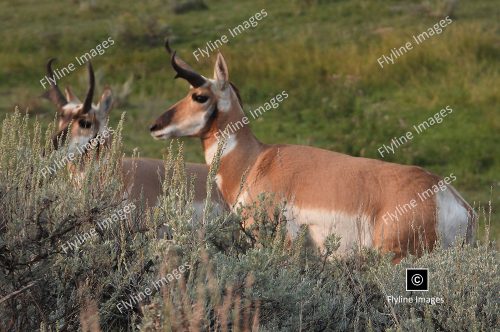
[164,39,206,88]
[165,38,173,55]
[42,58,68,109]
[82,61,95,114]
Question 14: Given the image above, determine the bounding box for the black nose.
[149,123,159,132]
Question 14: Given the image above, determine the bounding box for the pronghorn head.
[42,58,113,154]
[149,40,240,140]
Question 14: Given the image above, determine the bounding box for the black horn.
[165,38,174,55]
[164,39,206,88]
[41,58,68,109]
[82,61,95,114]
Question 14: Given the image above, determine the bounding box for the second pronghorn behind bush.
[149,42,476,262]
[42,58,225,220]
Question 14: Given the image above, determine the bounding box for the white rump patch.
[436,186,470,247]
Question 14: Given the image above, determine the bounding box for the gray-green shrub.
[0,111,498,331]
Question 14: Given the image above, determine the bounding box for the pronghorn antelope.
[149,43,476,261]
[42,58,223,216]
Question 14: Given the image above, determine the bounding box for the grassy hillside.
[0,1,499,329]
[0,0,498,236]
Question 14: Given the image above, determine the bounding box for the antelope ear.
[98,87,113,115]
[64,86,81,104]
[213,52,229,90]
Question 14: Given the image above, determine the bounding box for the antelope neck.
[201,87,264,204]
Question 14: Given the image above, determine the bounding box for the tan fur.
[201,116,443,261]
[151,52,475,262]
[121,157,219,208]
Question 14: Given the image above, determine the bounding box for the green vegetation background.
[0,0,498,238]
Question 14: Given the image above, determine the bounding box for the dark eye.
[78,119,92,129]
[192,94,209,103]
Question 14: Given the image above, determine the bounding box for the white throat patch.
[205,134,238,165]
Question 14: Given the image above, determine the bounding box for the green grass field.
[0,0,498,238]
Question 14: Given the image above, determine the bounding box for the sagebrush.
[0,111,498,331]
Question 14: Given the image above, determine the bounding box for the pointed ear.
[64,86,81,104]
[213,52,229,90]
[98,87,113,115]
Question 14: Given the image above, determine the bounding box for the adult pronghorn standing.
[149,43,476,261]
[42,58,223,217]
